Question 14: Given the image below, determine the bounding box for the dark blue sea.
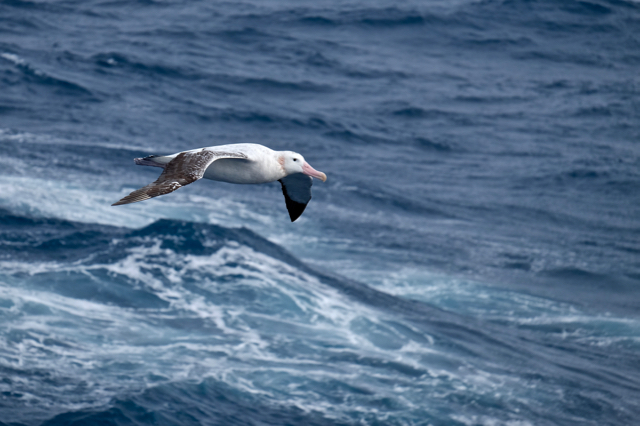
[1,0,639,425]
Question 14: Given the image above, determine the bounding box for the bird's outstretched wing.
[112,149,246,206]
[279,173,313,222]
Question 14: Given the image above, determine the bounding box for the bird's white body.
[151,144,285,184]
[113,143,327,222]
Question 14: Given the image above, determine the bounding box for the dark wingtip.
[285,199,307,222]
[278,177,311,222]
[111,193,150,206]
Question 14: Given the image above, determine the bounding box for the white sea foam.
[451,414,535,426]
[366,266,640,351]
[0,128,159,152]
[1,52,26,66]
[0,238,490,424]
[0,126,622,422]
[0,175,286,238]
[0,197,632,424]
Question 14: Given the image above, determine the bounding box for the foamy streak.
[0,175,265,230]
[0,128,157,151]
[368,267,640,348]
[1,52,27,67]
[0,128,276,231]
[1,241,473,424]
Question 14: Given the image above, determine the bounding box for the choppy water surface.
[1,0,639,425]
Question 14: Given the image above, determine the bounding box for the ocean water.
[1,0,639,425]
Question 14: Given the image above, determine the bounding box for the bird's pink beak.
[302,162,327,182]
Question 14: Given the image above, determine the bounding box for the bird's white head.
[281,151,327,182]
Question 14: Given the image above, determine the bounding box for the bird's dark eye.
[293,158,297,162]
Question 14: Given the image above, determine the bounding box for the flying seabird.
[112,143,327,222]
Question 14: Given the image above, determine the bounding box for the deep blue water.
[1,0,639,425]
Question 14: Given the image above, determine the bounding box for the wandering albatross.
[112,143,327,222]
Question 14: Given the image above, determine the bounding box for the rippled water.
[1,0,639,425]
